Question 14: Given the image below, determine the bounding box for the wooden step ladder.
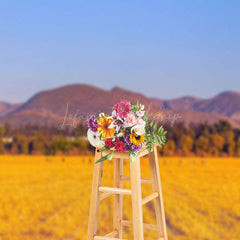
[87,144,168,240]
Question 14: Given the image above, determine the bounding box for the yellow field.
[0,155,240,240]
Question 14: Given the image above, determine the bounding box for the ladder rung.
[138,147,149,157]
[121,219,158,231]
[94,236,126,240]
[120,175,152,184]
[99,186,132,195]
[104,230,118,237]
[99,192,112,201]
[158,238,165,240]
[142,192,159,205]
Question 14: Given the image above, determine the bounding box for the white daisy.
[131,124,145,135]
[99,112,105,117]
[87,129,103,146]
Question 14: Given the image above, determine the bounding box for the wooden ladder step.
[99,186,132,195]
[104,230,118,237]
[94,236,126,240]
[142,192,159,205]
[121,219,158,231]
[99,192,112,201]
[120,175,152,184]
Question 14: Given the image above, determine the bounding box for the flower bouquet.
[87,100,167,163]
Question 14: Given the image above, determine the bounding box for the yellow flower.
[97,116,115,139]
[129,132,146,145]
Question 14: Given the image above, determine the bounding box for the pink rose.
[137,118,146,127]
[136,110,145,117]
[113,100,131,119]
[125,113,137,127]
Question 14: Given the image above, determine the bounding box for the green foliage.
[145,119,167,154]
[130,100,140,115]
[99,145,110,152]
[129,150,138,163]
[95,151,113,163]
[145,132,155,154]
[142,110,149,128]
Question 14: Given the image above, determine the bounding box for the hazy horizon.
[1,82,239,104]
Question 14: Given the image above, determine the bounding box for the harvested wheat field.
[0,155,240,240]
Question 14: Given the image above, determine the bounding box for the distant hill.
[0,102,22,117]
[0,84,239,128]
[162,96,203,111]
[0,84,164,128]
[193,91,240,123]
[164,91,240,125]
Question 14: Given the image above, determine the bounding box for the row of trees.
[0,123,90,155]
[161,120,240,156]
[0,120,240,156]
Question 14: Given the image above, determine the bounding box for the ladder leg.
[87,150,104,240]
[130,157,144,240]
[149,146,168,240]
[113,158,123,238]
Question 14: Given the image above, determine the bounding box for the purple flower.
[131,144,141,153]
[124,145,130,152]
[88,115,99,132]
[125,135,131,146]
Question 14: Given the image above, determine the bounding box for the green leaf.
[158,126,163,134]
[137,101,140,108]
[107,152,113,161]
[159,135,166,145]
[155,136,162,147]
[95,152,113,164]
[150,119,155,128]
[153,122,157,132]
[129,151,138,163]
[142,111,148,122]
[99,145,110,152]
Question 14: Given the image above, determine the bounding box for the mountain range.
[0,84,240,128]
[0,102,22,117]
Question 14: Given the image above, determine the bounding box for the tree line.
[161,120,240,156]
[0,120,239,156]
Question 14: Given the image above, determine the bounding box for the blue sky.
[0,1,239,103]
